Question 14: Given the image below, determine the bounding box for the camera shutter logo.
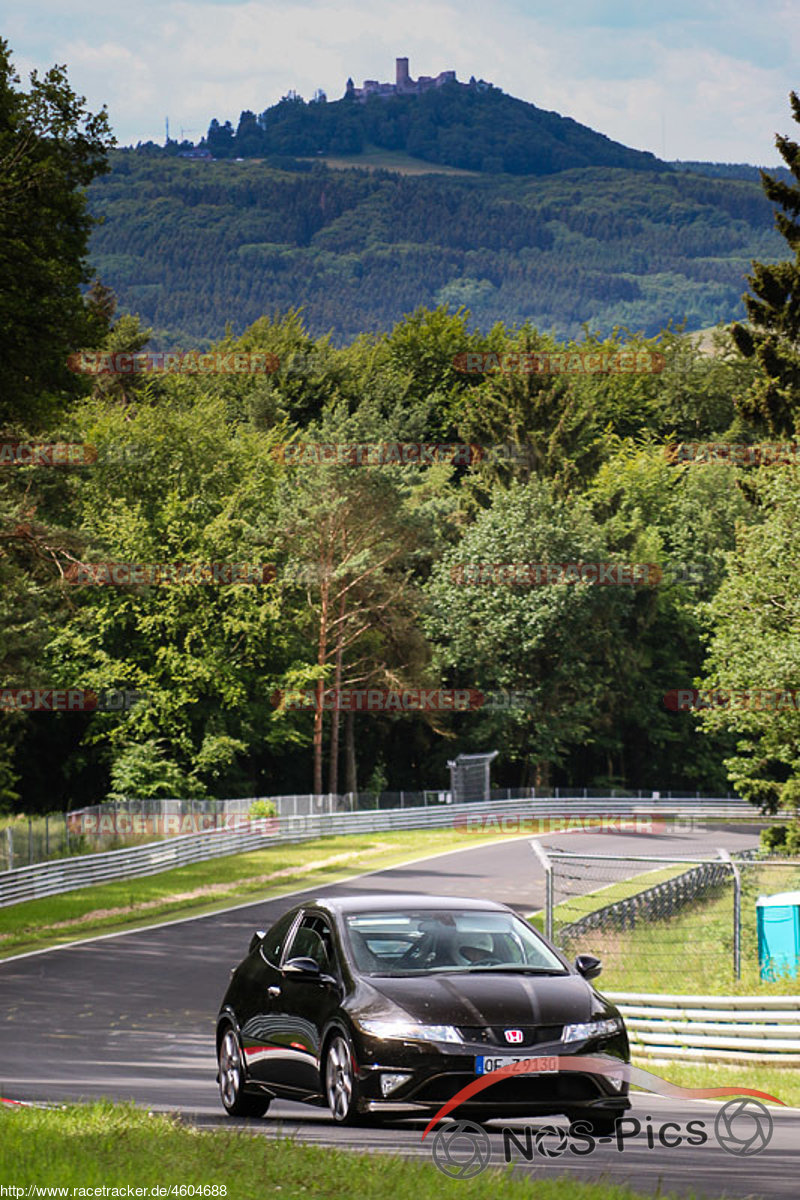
[535,1124,569,1158]
[432,1120,492,1178]
[714,1098,773,1157]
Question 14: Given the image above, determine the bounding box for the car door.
[236,908,301,1088]
[265,912,343,1096]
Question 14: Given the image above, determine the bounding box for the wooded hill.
[87,153,784,346]
[197,82,663,176]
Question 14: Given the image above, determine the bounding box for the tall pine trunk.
[313,571,330,795]
[327,592,346,795]
[345,709,357,798]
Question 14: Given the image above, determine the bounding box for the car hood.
[362,971,606,1026]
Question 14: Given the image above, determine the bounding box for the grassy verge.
[555,865,691,924]
[631,1060,800,1108]
[0,827,542,960]
[0,1101,708,1200]
[527,865,690,933]
[556,861,800,994]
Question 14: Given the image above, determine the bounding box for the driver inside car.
[455,931,495,964]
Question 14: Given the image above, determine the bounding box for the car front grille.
[457,1025,563,1046]
[412,1073,599,1105]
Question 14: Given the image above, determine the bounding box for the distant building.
[345,57,459,101]
[179,147,214,160]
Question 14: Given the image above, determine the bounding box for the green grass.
[632,1061,800,1108]
[0,1101,711,1199]
[296,143,479,175]
[0,827,538,959]
[528,865,690,933]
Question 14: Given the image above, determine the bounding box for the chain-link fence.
[535,846,800,992]
[2,786,754,871]
[0,813,73,871]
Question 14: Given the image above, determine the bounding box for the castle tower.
[396,57,410,88]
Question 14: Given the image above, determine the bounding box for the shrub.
[249,799,277,819]
[760,825,788,852]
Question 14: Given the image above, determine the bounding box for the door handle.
[267,986,281,998]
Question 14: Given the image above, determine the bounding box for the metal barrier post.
[529,840,554,942]
[717,849,741,980]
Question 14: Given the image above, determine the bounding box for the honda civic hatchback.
[216,893,630,1130]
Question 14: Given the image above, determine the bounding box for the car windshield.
[344,909,567,976]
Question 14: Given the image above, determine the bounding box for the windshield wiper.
[458,966,568,975]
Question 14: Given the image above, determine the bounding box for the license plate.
[476,1055,558,1074]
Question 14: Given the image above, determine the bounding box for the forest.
[3,37,800,821]
[87,152,785,345]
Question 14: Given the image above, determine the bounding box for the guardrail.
[0,795,762,909]
[606,992,800,1065]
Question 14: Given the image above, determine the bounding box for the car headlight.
[562,1017,624,1043]
[359,1019,463,1044]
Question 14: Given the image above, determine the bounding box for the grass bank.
[559,861,800,994]
[0,1101,709,1200]
[632,1060,800,1108]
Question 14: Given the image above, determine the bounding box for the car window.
[285,914,337,973]
[261,909,299,967]
[344,910,567,975]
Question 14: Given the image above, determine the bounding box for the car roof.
[306,894,511,915]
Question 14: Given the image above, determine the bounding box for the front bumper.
[354,1033,630,1117]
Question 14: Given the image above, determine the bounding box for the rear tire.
[218,1027,271,1118]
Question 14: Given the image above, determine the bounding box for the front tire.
[218,1027,270,1118]
[324,1032,364,1124]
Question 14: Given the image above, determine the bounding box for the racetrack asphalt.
[0,824,795,1199]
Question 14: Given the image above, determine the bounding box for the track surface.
[1,825,795,1198]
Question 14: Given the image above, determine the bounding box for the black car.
[216,893,630,1130]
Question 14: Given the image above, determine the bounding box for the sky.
[3,0,799,163]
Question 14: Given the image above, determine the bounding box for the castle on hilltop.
[344,57,462,102]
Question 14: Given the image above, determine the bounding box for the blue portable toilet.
[757,892,800,980]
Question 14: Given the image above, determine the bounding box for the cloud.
[3,0,798,160]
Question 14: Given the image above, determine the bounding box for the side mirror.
[284,956,322,978]
[575,953,602,980]
[249,930,266,954]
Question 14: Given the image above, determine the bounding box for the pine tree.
[731,92,800,435]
